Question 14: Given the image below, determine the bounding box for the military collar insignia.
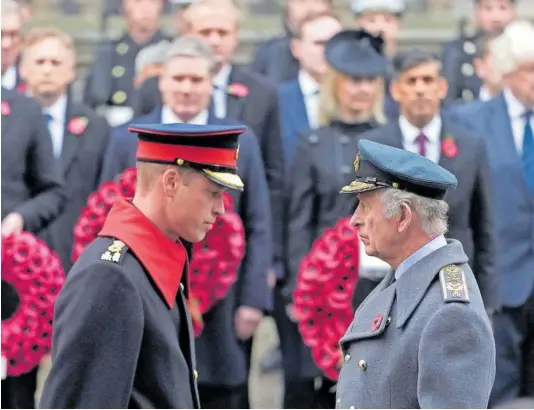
[439,264,470,303]
[100,239,128,264]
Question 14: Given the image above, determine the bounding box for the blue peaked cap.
[340,139,458,199]
[325,29,388,78]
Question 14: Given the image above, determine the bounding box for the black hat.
[128,123,246,191]
[325,29,388,78]
[340,139,458,199]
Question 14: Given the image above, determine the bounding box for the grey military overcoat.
[336,239,496,409]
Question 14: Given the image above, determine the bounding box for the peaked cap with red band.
[128,123,246,190]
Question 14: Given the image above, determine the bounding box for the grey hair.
[490,20,534,76]
[164,35,219,74]
[379,188,449,237]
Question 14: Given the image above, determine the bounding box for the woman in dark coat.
[282,29,389,408]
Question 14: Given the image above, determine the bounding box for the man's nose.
[214,196,226,217]
[350,205,363,227]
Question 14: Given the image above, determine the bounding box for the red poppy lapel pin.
[68,116,88,135]
[15,83,27,94]
[371,314,383,332]
[227,83,249,98]
[1,101,11,116]
[441,134,458,158]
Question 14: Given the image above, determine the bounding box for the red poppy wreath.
[71,168,246,336]
[293,217,360,381]
[1,232,65,377]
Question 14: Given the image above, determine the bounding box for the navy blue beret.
[325,29,388,78]
[340,139,457,199]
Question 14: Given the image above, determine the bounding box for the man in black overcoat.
[39,121,249,408]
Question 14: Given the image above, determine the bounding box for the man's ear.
[397,203,412,233]
[437,76,448,100]
[162,168,180,198]
[390,79,401,103]
[290,37,301,60]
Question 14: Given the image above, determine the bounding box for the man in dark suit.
[1,89,66,409]
[357,49,500,315]
[83,0,169,126]
[455,21,534,406]
[135,0,284,313]
[20,27,109,273]
[100,35,272,409]
[1,0,27,93]
[440,0,516,103]
[276,12,342,408]
[250,0,333,85]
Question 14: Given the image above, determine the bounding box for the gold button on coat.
[358,359,367,370]
[193,370,198,380]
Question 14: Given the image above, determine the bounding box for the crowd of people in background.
[1,0,533,408]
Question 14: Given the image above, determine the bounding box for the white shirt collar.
[43,94,68,122]
[503,87,533,120]
[213,64,232,90]
[398,115,442,144]
[394,235,448,281]
[1,65,18,90]
[298,70,319,97]
[161,105,209,125]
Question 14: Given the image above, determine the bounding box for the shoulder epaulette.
[439,264,470,303]
[100,239,128,264]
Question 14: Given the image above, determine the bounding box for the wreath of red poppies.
[293,217,360,381]
[72,168,246,336]
[1,232,65,377]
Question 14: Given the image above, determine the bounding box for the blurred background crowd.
[1,0,534,408]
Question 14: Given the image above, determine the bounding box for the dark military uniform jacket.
[82,30,169,121]
[39,198,200,409]
[336,239,495,408]
[441,34,482,103]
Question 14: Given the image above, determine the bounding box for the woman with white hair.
[283,29,387,408]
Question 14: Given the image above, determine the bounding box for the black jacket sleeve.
[282,135,317,303]
[39,262,144,409]
[15,104,66,233]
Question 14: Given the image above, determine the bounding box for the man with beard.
[352,49,500,321]
[441,0,516,103]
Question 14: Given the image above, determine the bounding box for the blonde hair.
[21,27,76,61]
[318,66,387,126]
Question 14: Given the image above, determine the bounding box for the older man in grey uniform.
[335,139,495,409]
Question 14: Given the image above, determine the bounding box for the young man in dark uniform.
[39,122,247,409]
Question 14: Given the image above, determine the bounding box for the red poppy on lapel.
[371,314,383,331]
[1,101,10,116]
[68,117,88,135]
[15,83,27,94]
[441,134,458,158]
[227,82,249,98]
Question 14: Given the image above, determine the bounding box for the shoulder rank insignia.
[439,264,470,303]
[101,239,128,264]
